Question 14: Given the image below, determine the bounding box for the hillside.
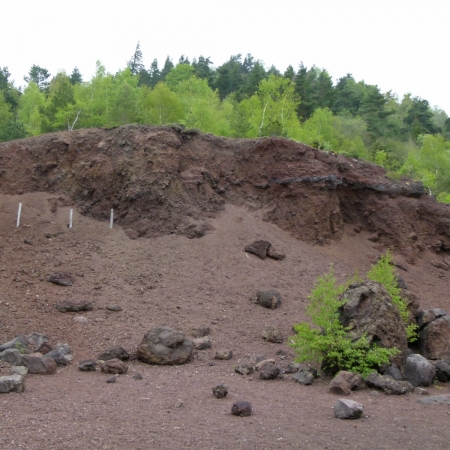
[1,126,450,449]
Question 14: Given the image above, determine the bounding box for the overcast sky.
[2,0,449,114]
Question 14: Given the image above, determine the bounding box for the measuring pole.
[110,209,114,229]
[16,203,22,227]
[69,209,73,229]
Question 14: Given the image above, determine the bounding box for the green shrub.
[290,268,399,378]
[367,251,418,342]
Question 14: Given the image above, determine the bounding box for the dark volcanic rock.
[244,240,271,259]
[334,399,364,420]
[365,373,413,395]
[256,290,282,309]
[404,354,436,387]
[231,401,252,417]
[137,326,193,365]
[435,360,450,382]
[55,301,92,312]
[97,346,130,362]
[262,326,283,343]
[419,315,450,360]
[339,281,408,365]
[212,384,228,399]
[329,371,362,395]
[293,371,315,385]
[78,360,97,371]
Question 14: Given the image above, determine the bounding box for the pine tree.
[70,67,83,85]
[127,42,145,75]
[24,65,51,93]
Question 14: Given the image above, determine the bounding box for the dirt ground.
[1,190,450,450]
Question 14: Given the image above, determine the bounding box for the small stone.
[47,273,74,286]
[97,346,130,362]
[255,359,281,380]
[55,301,92,313]
[293,371,314,385]
[235,364,254,376]
[193,336,211,350]
[415,387,429,395]
[212,384,228,399]
[78,360,97,371]
[0,374,25,393]
[133,373,143,380]
[175,399,184,408]
[106,375,117,383]
[267,247,285,260]
[106,305,123,312]
[334,399,364,420]
[100,358,128,375]
[214,351,233,360]
[262,326,283,343]
[10,366,28,376]
[255,290,282,309]
[231,401,252,417]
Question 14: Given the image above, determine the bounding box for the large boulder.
[21,354,57,374]
[339,281,408,363]
[137,326,193,365]
[365,373,413,395]
[403,354,436,387]
[418,314,450,360]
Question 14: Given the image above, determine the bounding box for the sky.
[2,0,449,114]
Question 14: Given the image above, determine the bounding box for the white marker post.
[69,209,73,229]
[110,209,114,229]
[16,203,22,227]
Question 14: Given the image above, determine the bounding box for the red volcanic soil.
[0,125,449,449]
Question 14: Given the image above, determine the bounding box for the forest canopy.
[1,46,450,202]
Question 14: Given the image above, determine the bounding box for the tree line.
[1,42,449,202]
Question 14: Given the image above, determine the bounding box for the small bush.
[367,251,418,342]
[290,268,399,378]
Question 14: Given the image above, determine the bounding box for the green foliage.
[367,251,418,342]
[290,268,399,378]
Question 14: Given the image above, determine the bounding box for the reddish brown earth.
[1,126,450,449]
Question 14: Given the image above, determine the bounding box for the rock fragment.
[231,401,252,417]
[212,384,228,399]
[334,399,364,419]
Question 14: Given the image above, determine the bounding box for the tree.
[178,55,191,65]
[214,54,246,100]
[18,82,45,135]
[148,59,162,87]
[0,66,21,109]
[0,91,25,142]
[165,64,196,89]
[24,65,51,92]
[70,67,83,85]
[405,97,439,138]
[245,61,266,97]
[160,56,174,81]
[192,56,214,85]
[140,82,183,125]
[127,42,145,75]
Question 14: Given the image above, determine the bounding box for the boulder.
[137,326,193,365]
[244,240,271,259]
[416,308,447,329]
[329,371,362,395]
[419,315,450,360]
[97,346,129,361]
[365,373,413,395]
[339,281,408,364]
[47,273,74,286]
[231,401,252,416]
[334,399,363,419]
[21,354,57,374]
[256,290,282,309]
[262,326,283,343]
[435,360,450,382]
[0,374,25,394]
[404,354,436,387]
[10,366,28,376]
[212,384,228,399]
[55,300,93,313]
[100,359,128,374]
